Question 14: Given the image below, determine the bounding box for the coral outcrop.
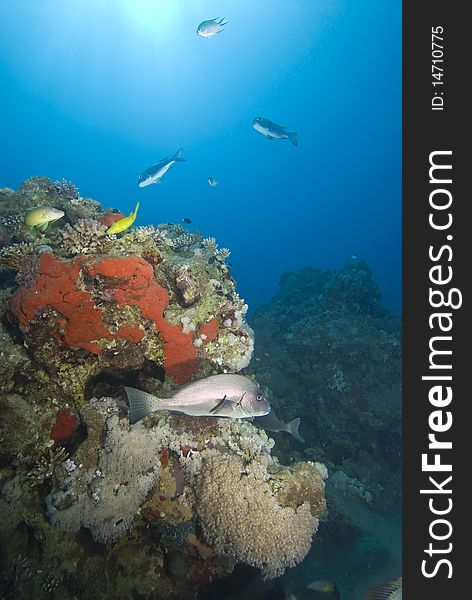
[0,177,327,599]
[2,177,255,406]
[196,455,325,579]
[249,261,401,516]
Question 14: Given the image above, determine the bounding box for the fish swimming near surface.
[197,18,228,38]
[208,177,218,187]
[106,201,139,234]
[252,117,298,146]
[125,374,271,424]
[138,148,186,187]
[257,408,305,443]
[366,577,402,600]
[25,206,65,231]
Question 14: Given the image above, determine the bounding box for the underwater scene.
[0,1,401,599]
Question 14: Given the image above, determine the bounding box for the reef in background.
[249,261,402,555]
[0,178,327,599]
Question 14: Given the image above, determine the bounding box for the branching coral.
[1,214,24,237]
[0,242,37,271]
[201,237,217,252]
[173,233,200,250]
[216,247,231,261]
[27,446,69,487]
[128,225,171,246]
[53,178,80,200]
[59,218,112,255]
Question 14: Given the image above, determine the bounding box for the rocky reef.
[0,178,327,599]
[249,261,402,555]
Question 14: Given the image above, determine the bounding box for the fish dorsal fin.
[172,148,186,162]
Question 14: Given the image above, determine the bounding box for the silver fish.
[197,17,228,38]
[252,117,298,146]
[125,374,271,424]
[138,148,185,187]
[208,177,218,187]
[257,409,305,443]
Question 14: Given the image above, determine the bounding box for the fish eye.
[256,394,263,401]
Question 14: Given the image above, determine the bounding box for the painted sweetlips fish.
[125,374,271,424]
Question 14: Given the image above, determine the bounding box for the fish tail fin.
[287,132,298,146]
[287,417,305,443]
[173,148,186,162]
[366,578,402,600]
[125,387,165,424]
[133,201,140,216]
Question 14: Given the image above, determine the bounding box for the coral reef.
[46,401,161,544]
[249,260,401,516]
[59,218,112,255]
[2,177,255,406]
[196,455,325,579]
[0,176,327,599]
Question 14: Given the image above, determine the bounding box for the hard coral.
[46,408,161,544]
[196,455,325,579]
[0,242,37,271]
[59,218,111,255]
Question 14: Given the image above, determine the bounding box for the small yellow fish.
[25,206,65,231]
[366,576,402,600]
[106,202,139,234]
[306,580,337,594]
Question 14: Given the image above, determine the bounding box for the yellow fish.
[306,580,337,594]
[106,202,139,234]
[25,206,65,231]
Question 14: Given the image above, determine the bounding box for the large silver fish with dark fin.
[138,148,186,187]
[125,374,271,424]
[252,117,298,146]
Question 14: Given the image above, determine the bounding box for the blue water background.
[0,0,401,312]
